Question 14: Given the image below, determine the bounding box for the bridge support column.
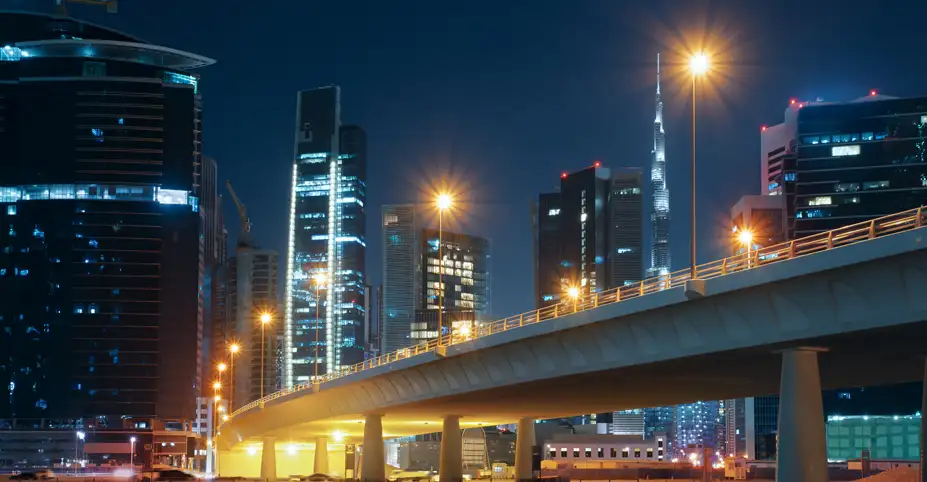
[313,437,328,475]
[514,417,536,481]
[776,348,827,482]
[260,437,276,482]
[439,415,462,482]
[362,414,384,482]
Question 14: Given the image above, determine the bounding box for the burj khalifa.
[648,53,671,277]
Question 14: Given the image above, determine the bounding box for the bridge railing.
[227,206,925,420]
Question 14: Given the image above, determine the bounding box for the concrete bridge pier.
[514,417,536,481]
[439,415,462,482]
[260,437,276,482]
[362,414,385,481]
[314,437,328,475]
[776,348,827,482]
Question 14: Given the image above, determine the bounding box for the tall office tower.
[609,169,644,287]
[648,54,671,278]
[674,401,721,453]
[285,86,367,385]
[535,164,644,308]
[418,228,490,336]
[381,204,421,353]
[228,247,279,408]
[0,12,214,422]
[382,205,491,350]
[791,93,927,236]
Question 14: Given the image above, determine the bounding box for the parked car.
[304,474,336,482]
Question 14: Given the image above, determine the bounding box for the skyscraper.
[381,205,420,353]
[228,248,279,408]
[381,205,491,350]
[535,164,643,308]
[285,86,367,385]
[0,11,214,421]
[648,54,671,278]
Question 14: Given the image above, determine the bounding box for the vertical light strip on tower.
[649,53,671,277]
[283,163,298,387]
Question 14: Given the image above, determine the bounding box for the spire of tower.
[656,53,661,95]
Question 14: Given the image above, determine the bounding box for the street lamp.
[129,436,137,469]
[738,229,754,268]
[435,193,453,345]
[311,274,328,380]
[688,52,711,280]
[75,431,85,464]
[228,343,240,411]
[566,286,581,312]
[259,312,272,398]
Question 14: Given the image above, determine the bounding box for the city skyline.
[6,1,927,473]
[41,0,927,320]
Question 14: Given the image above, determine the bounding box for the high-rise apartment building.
[228,248,279,408]
[674,401,721,455]
[285,86,367,385]
[648,54,671,277]
[381,205,491,351]
[0,12,215,422]
[535,165,644,308]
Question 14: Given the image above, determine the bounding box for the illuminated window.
[808,196,832,206]
[863,180,890,190]
[6,205,15,216]
[584,448,592,458]
[835,182,860,192]
[803,136,820,145]
[832,145,860,157]
[862,132,874,141]
[548,209,560,216]
[616,247,634,254]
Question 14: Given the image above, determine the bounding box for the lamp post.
[130,436,137,469]
[436,193,453,345]
[738,229,754,269]
[312,274,328,380]
[259,312,271,398]
[75,431,85,464]
[228,343,240,411]
[566,286,580,313]
[688,52,710,280]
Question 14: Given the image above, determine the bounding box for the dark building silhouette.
[0,12,215,423]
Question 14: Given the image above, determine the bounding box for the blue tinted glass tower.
[285,86,366,386]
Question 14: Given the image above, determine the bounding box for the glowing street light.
[689,53,710,75]
[738,229,754,268]
[259,312,273,398]
[435,192,454,345]
[332,430,345,443]
[228,343,240,411]
[129,436,137,468]
[217,362,227,373]
[212,380,222,391]
[566,286,581,312]
[687,51,712,280]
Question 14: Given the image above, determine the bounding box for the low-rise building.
[543,433,667,462]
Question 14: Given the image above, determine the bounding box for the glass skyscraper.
[0,12,214,422]
[535,165,643,308]
[285,86,367,385]
[648,53,670,277]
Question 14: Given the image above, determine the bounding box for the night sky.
[13,0,927,318]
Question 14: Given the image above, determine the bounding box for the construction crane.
[55,0,119,16]
[226,180,251,235]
